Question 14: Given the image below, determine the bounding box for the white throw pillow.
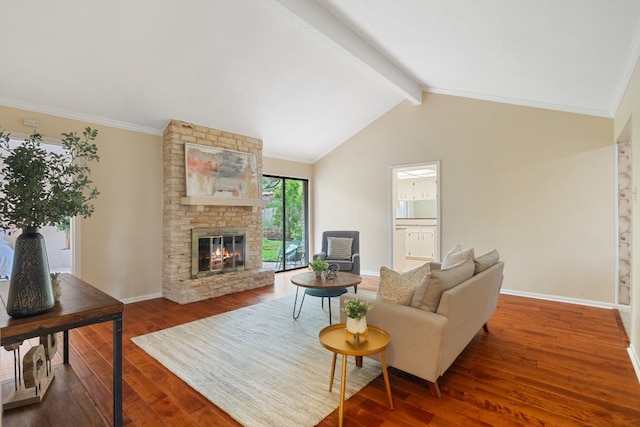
[377,262,431,305]
[441,246,474,269]
[327,237,353,259]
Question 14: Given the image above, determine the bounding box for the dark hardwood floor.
[2,271,640,426]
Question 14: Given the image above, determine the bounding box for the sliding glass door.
[262,175,309,272]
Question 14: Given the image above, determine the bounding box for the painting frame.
[184,143,260,199]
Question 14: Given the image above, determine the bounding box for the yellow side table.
[318,323,394,427]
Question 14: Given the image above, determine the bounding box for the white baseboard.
[628,346,640,385]
[121,292,162,305]
[361,269,379,277]
[500,288,623,310]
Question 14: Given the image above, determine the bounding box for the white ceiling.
[2,0,640,163]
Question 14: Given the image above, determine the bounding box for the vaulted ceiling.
[2,0,639,163]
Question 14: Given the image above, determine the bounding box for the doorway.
[391,162,440,272]
[262,175,309,272]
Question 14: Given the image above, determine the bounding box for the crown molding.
[0,97,163,136]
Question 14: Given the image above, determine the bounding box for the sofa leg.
[428,381,442,398]
[483,323,489,333]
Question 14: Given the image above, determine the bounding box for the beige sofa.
[339,256,504,397]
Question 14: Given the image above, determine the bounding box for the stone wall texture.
[162,120,274,304]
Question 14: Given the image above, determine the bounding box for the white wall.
[615,54,640,376]
[314,92,616,304]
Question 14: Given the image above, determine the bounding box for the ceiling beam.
[267,0,423,105]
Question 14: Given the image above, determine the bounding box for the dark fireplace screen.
[192,228,246,278]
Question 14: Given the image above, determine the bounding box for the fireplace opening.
[192,228,246,278]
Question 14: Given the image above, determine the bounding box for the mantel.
[180,197,267,208]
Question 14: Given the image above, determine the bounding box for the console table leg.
[63,330,69,364]
[113,314,123,427]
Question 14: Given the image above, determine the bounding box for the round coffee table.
[290,271,362,324]
[319,323,394,427]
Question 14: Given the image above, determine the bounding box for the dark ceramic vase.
[7,227,55,318]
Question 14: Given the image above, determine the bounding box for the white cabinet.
[397,179,413,201]
[405,227,435,259]
[398,177,437,200]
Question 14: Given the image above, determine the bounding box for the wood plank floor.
[2,271,640,426]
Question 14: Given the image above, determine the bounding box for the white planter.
[346,316,367,334]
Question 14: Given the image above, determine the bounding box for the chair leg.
[483,323,489,333]
[428,380,442,398]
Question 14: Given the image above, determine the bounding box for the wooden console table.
[0,274,124,426]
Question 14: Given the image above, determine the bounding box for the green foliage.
[308,256,329,272]
[262,238,281,261]
[343,298,373,320]
[0,128,100,230]
[263,177,303,241]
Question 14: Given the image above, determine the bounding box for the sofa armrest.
[339,293,447,383]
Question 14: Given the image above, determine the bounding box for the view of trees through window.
[262,176,308,272]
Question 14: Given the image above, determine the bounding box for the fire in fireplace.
[191,228,246,278]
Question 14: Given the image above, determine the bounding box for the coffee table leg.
[329,352,337,391]
[339,354,348,427]
[380,351,394,410]
[292,287,306,320]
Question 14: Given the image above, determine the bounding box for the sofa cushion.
[411,258,475,312]
[474,249,500,274]
[377,262,430,305]
[442,244,461,262]
[442,246,474,269]
[327,237,353,259]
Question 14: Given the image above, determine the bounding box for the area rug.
[131,294,382,427]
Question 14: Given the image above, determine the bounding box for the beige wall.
[0,106,163,300]
[615,57,640,368]
[262,156,317,250]
[313,93,616,303]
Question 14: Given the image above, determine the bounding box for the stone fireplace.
[162,120,274,304]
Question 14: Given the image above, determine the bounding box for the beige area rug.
[131,294,382,427]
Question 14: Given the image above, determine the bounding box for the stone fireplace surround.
[162,120,274,304]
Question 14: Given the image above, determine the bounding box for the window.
[262,176,309,272]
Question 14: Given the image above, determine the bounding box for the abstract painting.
[185,143,260,199]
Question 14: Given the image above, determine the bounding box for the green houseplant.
[343,298,373,334]
[309,256,329,277]
[0,128,99,317]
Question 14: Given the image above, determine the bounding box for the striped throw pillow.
[327,237,353,259]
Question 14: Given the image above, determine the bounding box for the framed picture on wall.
[184,143,260,199]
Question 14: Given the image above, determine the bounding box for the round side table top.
[291,271,362,290]
[319,323,390,356]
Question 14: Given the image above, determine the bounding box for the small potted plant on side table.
[344,298,373,335]
[309,256,329,278]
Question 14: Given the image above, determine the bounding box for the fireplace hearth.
[192,228,246,278]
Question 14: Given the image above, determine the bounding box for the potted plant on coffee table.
[0,128,100,317]
[309,256,329,278]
